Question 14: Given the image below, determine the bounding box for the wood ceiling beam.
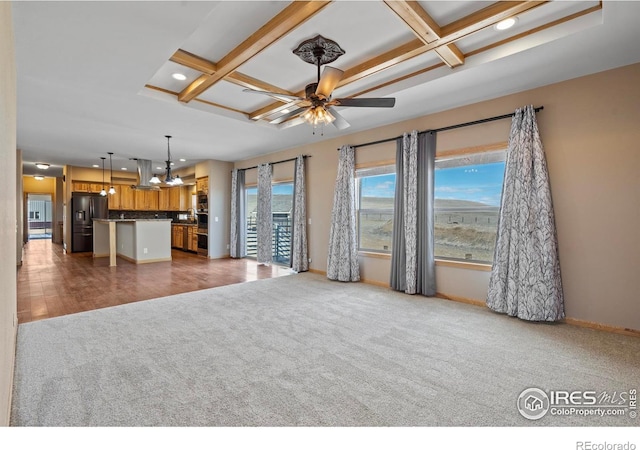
[170,49,297,97]
[383,0,465,68]
[177,1,331,103]
[170,49,217,75]
[250,1,546,121]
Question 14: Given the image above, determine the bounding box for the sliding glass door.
[245,182,293,265]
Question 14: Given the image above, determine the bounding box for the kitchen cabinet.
[196,177,208,194]
[171,224,183,249]
[134,190,159,211]
[108,187,120,210]
[158,188,170,211]
[187,226,197,252]
[72,182,107,194]
[168,186,184,211]
[171,224,198,252]
[119,185,135,210]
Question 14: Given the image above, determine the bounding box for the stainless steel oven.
[197,212,208,233]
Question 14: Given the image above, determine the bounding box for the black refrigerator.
[71,194,109,252]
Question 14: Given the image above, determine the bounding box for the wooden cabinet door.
[73,182,89,192]
[146,190,159,210]
[108,187,120,210]
[90,184,104,194]
[134,190,146,210]
[119,185,135,210]
[175,226,184,248]
[168,187,183,211]
[158,188,170,210]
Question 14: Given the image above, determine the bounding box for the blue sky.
[360,162,505,206]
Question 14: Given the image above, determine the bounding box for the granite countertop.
[94,219,173,222]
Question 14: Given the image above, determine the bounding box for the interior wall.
[0,2,17,427]
[234,62,640,331]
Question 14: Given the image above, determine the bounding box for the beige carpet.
[11,272,640,426]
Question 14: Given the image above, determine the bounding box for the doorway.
[27,193,52,240]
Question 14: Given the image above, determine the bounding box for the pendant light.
[99,157,107,196]
[162,135,183,185]
[108,152,116,195]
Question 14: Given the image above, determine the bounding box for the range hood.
[132,159,160,190]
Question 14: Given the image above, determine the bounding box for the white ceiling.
[13,1,640,179]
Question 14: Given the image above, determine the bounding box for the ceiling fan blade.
[269,107,308,125]
[328,108,350,130]
[315,66,344,99]
[243,88,303,103]
[334,97,396,108]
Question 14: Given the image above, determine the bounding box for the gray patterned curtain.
[230,169,246,258]
[390,131,436,295]
[327,145,360,282]
[291,155,308,272]
[256,163,272,265]
[487,105,564,321]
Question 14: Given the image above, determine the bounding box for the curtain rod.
[340,106,544,150]
[236,154,311,172]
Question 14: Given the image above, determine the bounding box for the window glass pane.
[245,187,257,258]
[244,183,293,265]
[357,170,395,253]
[434,151,506,263]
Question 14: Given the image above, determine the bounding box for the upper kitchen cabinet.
[119,185,135,210]
[168,186,184,211]
[134,189,159,211]
[196,177,208,194]
[108,187,120,210]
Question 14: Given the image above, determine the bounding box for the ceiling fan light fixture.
[302,106,335,126]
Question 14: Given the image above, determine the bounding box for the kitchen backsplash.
[108,210,188,221]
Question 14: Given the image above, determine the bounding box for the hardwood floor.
[17,239,293,324]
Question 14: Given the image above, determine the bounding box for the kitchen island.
[93,219,172,266]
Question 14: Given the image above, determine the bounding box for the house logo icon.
[517,388,550,420]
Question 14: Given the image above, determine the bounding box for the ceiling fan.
[243,35,395,132]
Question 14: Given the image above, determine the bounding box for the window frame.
[433,142,508,266]
[355,163,396,255]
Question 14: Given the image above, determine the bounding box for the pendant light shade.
[99,157,107,196]
[108,152,116,195]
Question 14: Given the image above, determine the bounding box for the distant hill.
[435,198,496,208]
[362,197,496,209]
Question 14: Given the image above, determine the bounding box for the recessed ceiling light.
[35,163,50,169]
[121,168,127,171]
[172,73,187,81]
[92,164,100,168]
[281,109,290,114]
[179,158,186,162]
[34,175,44,180]
[156,167,163,170]
[495,17,517,31]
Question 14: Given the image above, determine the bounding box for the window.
[434,150,506,264]
[244,182,294,265]
[356,165,396,253]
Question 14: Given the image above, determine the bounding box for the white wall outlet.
[308,218,312,224]
[226,244,230,249]
[143,248,148,254]
[215,216,219,222]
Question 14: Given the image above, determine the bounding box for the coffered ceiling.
[13,1,640,178]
